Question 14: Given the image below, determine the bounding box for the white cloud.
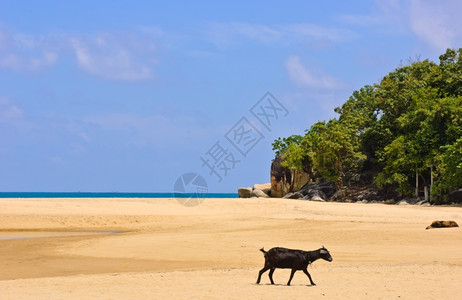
[0,27,159,80]
[408,0,462,52]
[338,14,385,27]
[337,0,409,36]
[0,97,23,119]
[69,36,153,81]
[0,51,57,71]
[285,56,343,90]
[340,0,462,53]
[284,24,358,42]
[0,30,58,71]
[0,97,34,133]
[204,22,358,48]
[205,22,281,47]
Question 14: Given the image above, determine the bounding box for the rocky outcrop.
[256,153,462,204]
[270,154,310,198]
[426,220,459,229]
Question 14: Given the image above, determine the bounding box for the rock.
[253,183,271,197]
[270,153,311,198]
[253,183,271,191]
[330,189,347,202]
[398,200,409,205]
[252,188,270,198]
[359,189,379,201]
[299,178,336,199]
[384,199,396,205]
[262,189,272,196]
[238,187,252,198]
[426,220,459,229]
[310,195,326,202]
[405,198,420,205]
[283,192,304,199]
[303,189,328,202]
[342,186,383,202]
[416,200,429,206]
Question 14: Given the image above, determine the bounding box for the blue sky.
[1,0,461,193]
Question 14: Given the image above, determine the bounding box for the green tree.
[307,120,366,185]
[272,134,303,157]
[273,48,462,202]
[433,138,462,201]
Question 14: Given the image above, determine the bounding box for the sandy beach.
[1,197,461,299]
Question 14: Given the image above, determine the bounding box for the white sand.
[1,197,461,299]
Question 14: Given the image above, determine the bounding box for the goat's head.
[319,246,333,262]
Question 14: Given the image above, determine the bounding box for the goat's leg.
[268,268,275,285]
[303,268,316,285]
[287,268,297,286]
[256,266,270,284]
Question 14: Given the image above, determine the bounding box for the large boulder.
[270,154,310,198]
[238,187,253,198]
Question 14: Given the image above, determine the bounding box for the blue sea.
[0,192,238,198]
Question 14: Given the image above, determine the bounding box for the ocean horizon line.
[0,192,238,198]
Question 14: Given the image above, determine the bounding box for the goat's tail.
[259,247,266,255]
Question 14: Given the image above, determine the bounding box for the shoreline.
[1,197,461,299]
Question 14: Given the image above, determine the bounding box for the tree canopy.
[273,48,462,203]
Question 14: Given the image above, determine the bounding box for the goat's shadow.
[254,283,316,287]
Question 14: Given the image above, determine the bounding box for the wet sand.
[1,197,461,299]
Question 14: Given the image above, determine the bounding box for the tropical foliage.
[273,48,462,203]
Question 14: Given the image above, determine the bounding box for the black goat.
[256,246,332,286]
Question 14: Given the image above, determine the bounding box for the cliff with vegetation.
[272,48,462,204]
